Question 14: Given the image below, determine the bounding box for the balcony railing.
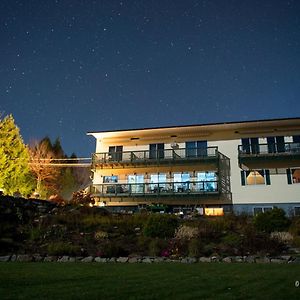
[238,142,300,156]
[92,147,218,165]
[91,180,219,197]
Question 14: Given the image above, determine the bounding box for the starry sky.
[1,0,300,156]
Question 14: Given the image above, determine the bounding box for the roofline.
[87,117,300,135]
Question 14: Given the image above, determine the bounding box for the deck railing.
[91,180,219,196]
[238,142,300,156]
[92,147,218,164]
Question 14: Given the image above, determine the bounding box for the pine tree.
[0,114,35,196]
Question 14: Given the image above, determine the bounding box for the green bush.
[47,241,80,256]
[188,239,202,257]
[143,214,179,238]
[253,207,291,233]
[148,238,168,256]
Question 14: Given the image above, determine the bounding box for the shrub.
[143,214,179,238]
[289,217,300,236]
[270,232,293,244]
[253,207,291,233]
[148,238,168,257]
[175,225,199,240]
[188,239,202,257]
[47,241,80,256]
[94,230,108,240]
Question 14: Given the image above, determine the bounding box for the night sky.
[1,0,299,156]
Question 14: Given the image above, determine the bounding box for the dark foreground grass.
[0,263,299,300]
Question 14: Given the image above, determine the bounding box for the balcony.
[238,142,300,170]
[92,147,219,168]
[91,180,219,198]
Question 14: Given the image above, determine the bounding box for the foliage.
[0,114,35,196]
[175,225,199,240]
[254,207,291,233]
[148,238,168,257]
[143,214,179,238]
[188,238,202,257]
[47,241,81,256]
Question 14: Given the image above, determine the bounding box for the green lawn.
[0,263,299,300]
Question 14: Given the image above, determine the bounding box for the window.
[108,146,123,161]
[294,207,300,216]
[241,138,259,154]
[204,208,224,216]
[103,176,118,183]
[150,174,167,192]
[241,170,270,186]
[197,172,217,191]
[186,141,207,157]
[253,207,273,215]
[287,168,300,184]
[149,143,164,159]
[173,172,190,192]
[128,175,144,193]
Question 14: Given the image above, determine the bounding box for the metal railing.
[91,180,219,196]
[238,142,300,156]
[92,147,218,164]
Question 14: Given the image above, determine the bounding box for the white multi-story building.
[88,118,300,216]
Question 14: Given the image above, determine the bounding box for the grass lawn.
[0,262,299,300]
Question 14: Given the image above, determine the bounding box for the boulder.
[199,257,211,263]
[255,257,270,264]
[117,257,128,263]
[10,254,17,262]
[44,256,57,262]
[222,257,232,263]
[128,257,141,263]
[58,256,69,262]
[108,257,116,263]
[244,256,255,263]
[181,257,197,264]
[81,256,94,263]
[270,258,285,264]
[153,257,165,263]
[68,257,76,262]
[142,257,152,263]
[95,257,108,263]
[0,256,11,262]
[33,254,43,262]
[17,255,32,262]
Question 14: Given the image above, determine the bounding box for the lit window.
[204,208,224,216]
[241,170,270,186]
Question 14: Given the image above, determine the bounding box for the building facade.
[88,118,300,216]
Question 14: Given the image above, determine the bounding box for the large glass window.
[150,173,167,192]
[287,168,300,184]
[241,138,259,154]
[241,170,270,186]
[174,172,190,192]
[103,176,118,183]
[197,172,217,191]
[185,141,207,157]
[108,146,123,161]
[149,143,164,159]
[128,175,144,193]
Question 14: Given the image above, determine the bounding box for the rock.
[142,257,152,263]
[270,258,285,264]
[33,254,43,262]
[233,256,244,263]
[44,256,57,262]
[108,257,116,263]
[281,255,292,261]
[0,255,11,262]
[128,257,140,263]
[68,257,76,262]
[75,257,84,262]
[117,257,128,263]
[181,257,197,264]
[81,256,94,263]
[199,257,211,263]
[210,256,220,262]
[244,256,255,263]
[10,254,17,262]
[288,257,300,264]
[222,257,232,263]
[17,255,32,262]
[95,257,108,263]
[153,257,165,263]
[58,256,69,262]
[255,257,270,264]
